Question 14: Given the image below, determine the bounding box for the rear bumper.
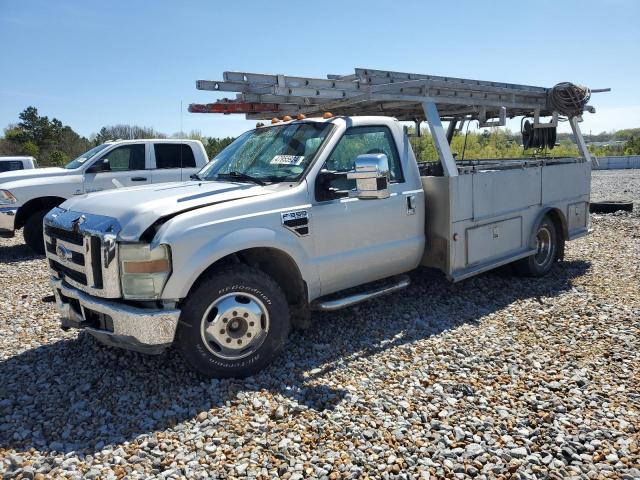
[51,277,180,354]
[0,207,17,236]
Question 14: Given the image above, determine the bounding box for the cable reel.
[521,118,557,150]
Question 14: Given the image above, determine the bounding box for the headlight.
[0,190,17,205]
[119,243,172,299]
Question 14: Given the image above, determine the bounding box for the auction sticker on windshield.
[270,155,305,165]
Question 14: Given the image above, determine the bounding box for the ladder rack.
[189,68,598,177]
[189,68,589,122]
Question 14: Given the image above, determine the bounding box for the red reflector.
[188,102,279,114]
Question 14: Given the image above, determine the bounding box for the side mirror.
[347,154,390,199]
[87,159,109,173]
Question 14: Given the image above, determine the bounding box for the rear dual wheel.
[514,216,559,277]
[176,265,290,378]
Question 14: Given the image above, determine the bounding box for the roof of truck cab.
[107,139,203,143]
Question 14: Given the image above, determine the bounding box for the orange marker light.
[271,117,280,124]
[282,115,292,122]
[323,112,333,119]
[296,114,306,120]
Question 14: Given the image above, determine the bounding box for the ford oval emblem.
[56,244,73,262]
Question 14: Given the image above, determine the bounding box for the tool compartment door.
[466,217,523,266]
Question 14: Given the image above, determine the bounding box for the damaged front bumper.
[51,277,180,354]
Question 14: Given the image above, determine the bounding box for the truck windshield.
[64,144,111,169]
[198,122,333,183]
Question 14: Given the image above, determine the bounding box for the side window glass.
[154,144,197,168]
[0,161,24,172]
[325,126,404,182]
[100,144,145,172]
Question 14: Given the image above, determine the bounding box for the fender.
[160,226,320,301]
[529,207,568,245]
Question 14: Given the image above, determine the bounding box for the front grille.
[49,259,88,285]
[44,208,122,298]
[90,236,103,289]
[45,242,85,266]
[45,225,83,245]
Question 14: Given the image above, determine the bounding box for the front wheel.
[514,216,559,277]
[175,265,290,378]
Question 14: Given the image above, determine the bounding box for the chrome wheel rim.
[534,226,554,268]
[200,292,270,360]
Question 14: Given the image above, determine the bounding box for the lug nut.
[226,338,231,343]
[223,318,228,323]
[249,322,255,327]
[232,311,237,316]
[243,313,249,318]
[237,339,242,345]
[220,329,225,334]
[247,333,252,338]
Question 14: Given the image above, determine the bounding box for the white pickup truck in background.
[0,156,37,172]
[0,139,209,252]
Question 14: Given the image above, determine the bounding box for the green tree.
[623,136,640,155]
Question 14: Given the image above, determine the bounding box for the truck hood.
[60,180,273,240]
[0,167,68,184]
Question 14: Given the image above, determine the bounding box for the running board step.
[311,275,410,312]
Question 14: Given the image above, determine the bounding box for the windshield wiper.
[216,171,266,186]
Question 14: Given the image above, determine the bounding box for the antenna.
[180,100,184,137]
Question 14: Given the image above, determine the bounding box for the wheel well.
[189,247,308,308]
[15,197,66,230]
[545,208,567,260]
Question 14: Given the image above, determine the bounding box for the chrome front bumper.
[51,277,180,354]
[0,207,17,236]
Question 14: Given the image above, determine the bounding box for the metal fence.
[591,155,640,170]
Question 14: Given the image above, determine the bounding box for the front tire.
[176,265,290,378]
[514,215,558,277]
[23,208,49,254]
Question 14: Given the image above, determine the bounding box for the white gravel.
[1,170,639,479]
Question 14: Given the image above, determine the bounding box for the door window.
[0,161,24,172]
[318,126,404,198]
[154,144,196,169]
[325,126,403,181]
[98,144,146,171]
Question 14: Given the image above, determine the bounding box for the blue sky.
[1,0,638,139]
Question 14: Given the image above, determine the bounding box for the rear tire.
[175,265,290,378]
[23,208,49,254]
[514,216,558,277]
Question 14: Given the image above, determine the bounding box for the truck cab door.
[83,143,150,193]
[151,143,198,183]
[311,125,424,296]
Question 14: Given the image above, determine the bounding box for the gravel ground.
[1,170,639,479]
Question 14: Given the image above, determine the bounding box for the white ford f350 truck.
[45,68,603,378]
[0,139,208,252]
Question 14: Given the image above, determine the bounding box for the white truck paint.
[0,139,208,252]
[0,156,37,172]
[45,115,592,378]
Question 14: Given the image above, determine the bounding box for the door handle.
[131,177,147,181]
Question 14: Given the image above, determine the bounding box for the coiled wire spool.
[522,120,557,150]
[549,82,591,117]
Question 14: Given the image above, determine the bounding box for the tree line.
[0,107,235,167]
[1,106,639,168]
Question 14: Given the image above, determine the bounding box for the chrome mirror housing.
[347,153,390,199]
